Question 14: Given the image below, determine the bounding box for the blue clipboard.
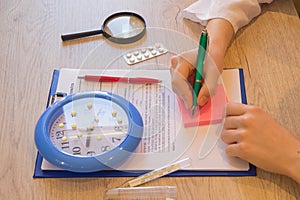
[33,69,256,178]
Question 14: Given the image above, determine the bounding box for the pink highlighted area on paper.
[177,84,228,128]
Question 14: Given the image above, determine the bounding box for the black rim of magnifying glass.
[61,11,146,44]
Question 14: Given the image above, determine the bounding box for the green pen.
[191,28,208,116]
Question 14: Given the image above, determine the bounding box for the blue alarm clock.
[35,91,143,173]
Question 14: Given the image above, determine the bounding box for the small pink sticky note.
[177,84,228,128]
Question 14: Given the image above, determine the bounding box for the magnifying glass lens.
[104,15,145,39]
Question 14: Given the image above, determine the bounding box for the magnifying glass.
[61,12,146,44]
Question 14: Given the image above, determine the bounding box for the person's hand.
[221,102,300,183]
[170,49,222,109]
[170,18,234,109]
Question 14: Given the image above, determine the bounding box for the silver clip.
[49,92,67,105]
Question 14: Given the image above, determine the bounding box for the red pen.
[78,75,162,84]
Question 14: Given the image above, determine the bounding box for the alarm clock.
[34,91,143,173]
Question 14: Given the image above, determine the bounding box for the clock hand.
[85,125,94,147]
[85,132,92,147]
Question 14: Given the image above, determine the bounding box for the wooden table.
[0,0,299,199]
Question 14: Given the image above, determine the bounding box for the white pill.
[129,58,135,63]
[126,53,132,58]
[144,53,150,58]
[151,50,157,55]
[137,55,142,60]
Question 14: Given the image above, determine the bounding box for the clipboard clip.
[49,92,67,106]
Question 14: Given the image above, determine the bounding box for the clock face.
[35,92,143,172]
[49,97,129,157]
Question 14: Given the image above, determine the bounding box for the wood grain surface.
[0,0,299,199]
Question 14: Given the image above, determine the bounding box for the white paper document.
[41,68,249,172]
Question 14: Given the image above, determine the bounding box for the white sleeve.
[182,0,273,33]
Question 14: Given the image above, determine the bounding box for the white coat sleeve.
[182,0,273,33]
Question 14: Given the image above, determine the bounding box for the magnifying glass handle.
[61,29,103,41]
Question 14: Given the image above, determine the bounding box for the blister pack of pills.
[123,43,168,65]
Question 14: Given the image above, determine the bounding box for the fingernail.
[199,96,208,106]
